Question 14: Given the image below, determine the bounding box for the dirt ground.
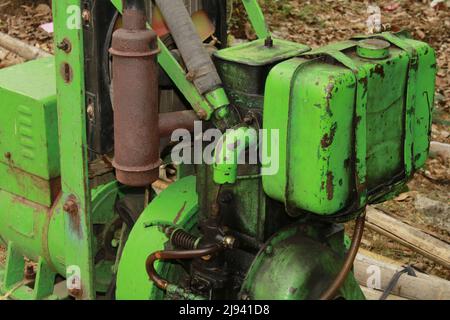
[0,0,448,284]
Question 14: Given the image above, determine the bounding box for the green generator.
[0,0,436,300]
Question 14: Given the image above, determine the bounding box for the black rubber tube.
[154,0,223,95]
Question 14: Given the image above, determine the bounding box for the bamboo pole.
[365,206,450,268]
[0,32,51,60]
[355,250,450,300]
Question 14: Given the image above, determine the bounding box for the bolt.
[240,293,251,300]
[264,36,274,48]
[86,101,95,121]
[68,288,83,299]
[196,109,208,120]
[57,38,71,53]
[201,254,212,261]
[63,197,78,216]
[222,235,236,249]
[24,265,36,280]
[81,9,91,23]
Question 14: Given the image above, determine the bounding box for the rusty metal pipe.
[159,110,198,138]
[146,245,221,290]
[110,7,160,187]
[123,0,145,11]
[320,212,366,300]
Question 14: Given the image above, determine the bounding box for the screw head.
[223,235,236,249]
[63,197,78,216]
[196,109,208,120]
[81,9,91,23]
[265,245,274,255]
[57,38,72,53]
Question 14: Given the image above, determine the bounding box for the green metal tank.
[263,33,436,218]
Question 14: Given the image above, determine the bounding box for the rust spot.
[326,172,334,200]
[64,195,81,236]
[172,201,187,224]
[325,83,334,116]
[358,76,368,86]
[60,62,73,83]
[321,123,337,148]
[372,64,385,78]
[68,287,83,299]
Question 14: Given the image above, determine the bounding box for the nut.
[63,196,78,216]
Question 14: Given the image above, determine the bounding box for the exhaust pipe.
[110,2,160,187]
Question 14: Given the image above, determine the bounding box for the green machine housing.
[114,33,436,300]
[0,58,60,207]
[0,0,437,301]
[262,34,436,218]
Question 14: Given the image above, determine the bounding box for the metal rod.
[320,212,366,300]
[145,245,221,290]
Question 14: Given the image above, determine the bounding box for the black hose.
[154,0,223,95]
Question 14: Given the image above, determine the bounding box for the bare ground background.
[0,0,448,282]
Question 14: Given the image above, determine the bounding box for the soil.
[0,0,448,287]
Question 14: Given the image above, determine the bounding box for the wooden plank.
[360,285,407,300]
[0,32,51,60]
[430,141,450,159]
[355,251,450,300]
[365,206,450,268]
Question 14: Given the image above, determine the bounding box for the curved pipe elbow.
[213,126,258,185]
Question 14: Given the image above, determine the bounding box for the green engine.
[0,0,436,301]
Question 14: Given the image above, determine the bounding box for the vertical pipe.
[110,4,161,187]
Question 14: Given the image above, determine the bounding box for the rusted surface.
[371,64,385,78]
[110,8,161,187]
[321,123,337,148]
[60,62,73,83]
[63,195,81,236]
[56,38,72,53]
[159,110,198,137]
[326,171,334,200]
[68,287,83,299]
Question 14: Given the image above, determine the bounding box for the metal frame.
[48,0,268,300]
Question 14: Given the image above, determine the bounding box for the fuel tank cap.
[357,38,391,59]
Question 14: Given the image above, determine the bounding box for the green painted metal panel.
[263,35,436,217]
[214,38,309,66]
[407,39,437,169]
[241,0,271,39]
[240,224,365,300]
[53,0,95,299]
[0,162,59,207]
[0,57,59,181]
[116,176,198,300]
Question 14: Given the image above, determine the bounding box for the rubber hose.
[320,212,366,300]
[154,0,223,95]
